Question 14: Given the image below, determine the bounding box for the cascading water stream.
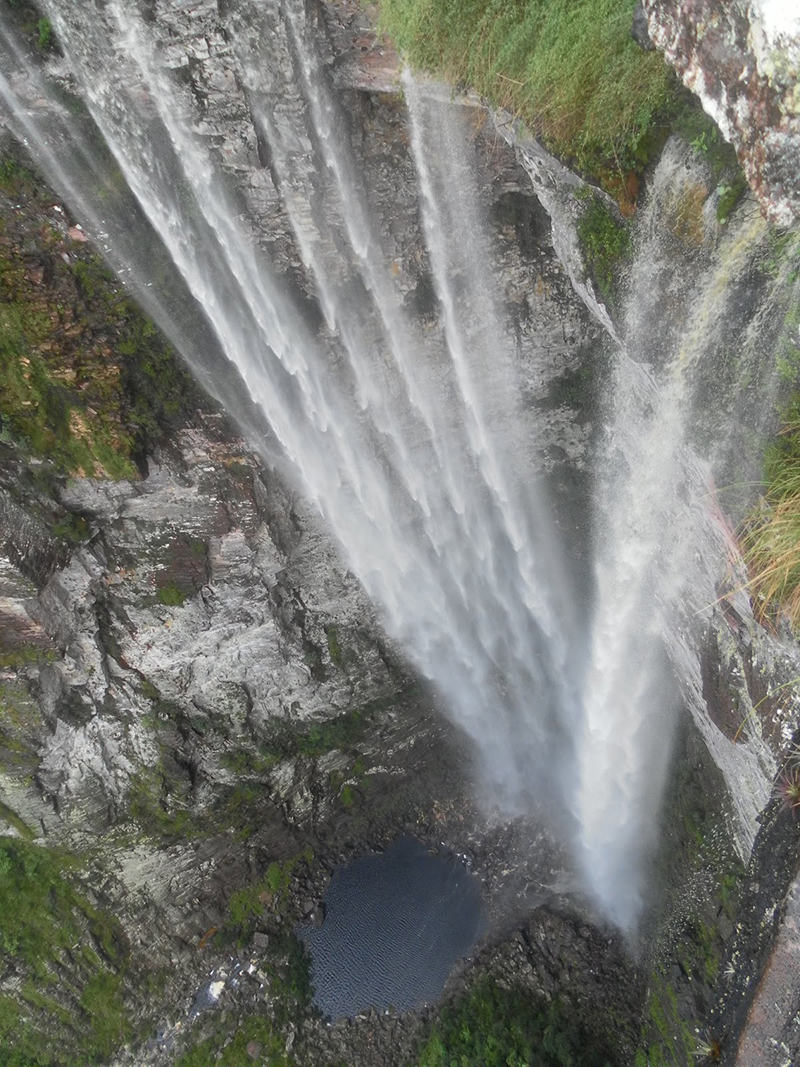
[574,139,786,924]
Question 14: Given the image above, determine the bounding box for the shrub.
[577,196,632,305]
[411,977,615,1067]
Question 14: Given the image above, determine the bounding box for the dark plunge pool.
[297,836,486,1019]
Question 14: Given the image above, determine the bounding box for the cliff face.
[643,0,800,226]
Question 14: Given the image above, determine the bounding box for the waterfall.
[0,0,789,932]
[0,5,580,824]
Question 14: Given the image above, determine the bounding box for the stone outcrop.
[643,0,800,226]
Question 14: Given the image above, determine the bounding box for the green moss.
[340,784,355,808]
[223,850,314,944]
[716,175,748,224]
[156,582,187,607]
[0,156,33,195]
[638,971,696,1066]
[0,647,55,669]
[220,747,279,776]
[52,514,90,545]
[325,624,343,667]
[577,196,632,305]
[0,800,35,840]
[0,291,137,479]
[263,703,378,761]
[127,768,200,840]
[80,973,132,1060]
[36,16,52,51]
[0,168,207,477]
[410,976,614,1067]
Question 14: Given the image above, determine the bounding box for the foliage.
[672,107,747,223]
[128,768,196,839]
[576,196,632,304]
[0,163,206,479]
[157,581,187,607]
[0,837,131,1065]
[174,1013,293,1067]
[325,623,343,667]
[260,699,390,761]
[743,425,800,628]
[410,977,614,1067]
[0,156,33,194]
[774,766,800,816]
[0,297,134,478]
[79,972,133,1060]
[52,513,90,544]
[379,0,677,178]
[223,850,313,944]
[36,16,52,51]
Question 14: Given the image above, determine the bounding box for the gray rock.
[644,0,800,225]
[631,1,655,49]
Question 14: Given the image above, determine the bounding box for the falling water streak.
[239,16,573,748]
[403,75,583,776]
[278,4,476,522]
[402,76,572,638]
[31,0,472,654]
[263,0,547,661]
[575,148,771,926]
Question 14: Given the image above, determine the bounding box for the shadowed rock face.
[643,0,800,226]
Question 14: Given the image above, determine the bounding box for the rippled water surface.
[298,837,486,1018]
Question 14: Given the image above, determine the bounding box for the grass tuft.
[379,0,678,179]
[742,424,800,629]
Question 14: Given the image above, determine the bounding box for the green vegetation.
[0,297,136,478]
[410,977,614,1067]
[263,701,382,760]
[0,160,206,479]
[744,448,800,627]
[156,581,187,607]
[36,16,52,50]
[0,800,35,839]
[222,850,313,944]
[379,0,677,178]
[0,837,131,1065]
[325,623,343,667]
[673,108,748,223]
[128,767,196,840]
[638,972,696,1067]
[0,156,33,194]
[174,1013,293,1067]
[576,195,632,304]
[742,243,800,627]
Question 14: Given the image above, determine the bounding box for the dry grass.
[742,427,800,628]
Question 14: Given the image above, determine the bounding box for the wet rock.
[643,0,800,225]
[631,1,655,49]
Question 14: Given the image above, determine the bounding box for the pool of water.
[297,836,486,1019]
